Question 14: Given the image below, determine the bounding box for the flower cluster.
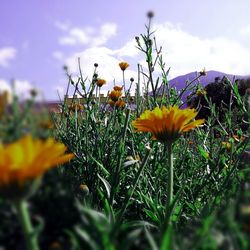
[108,86,125,108]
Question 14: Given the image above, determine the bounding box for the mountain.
[155,70,249,102]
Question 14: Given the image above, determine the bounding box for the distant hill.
[155,70,249,102]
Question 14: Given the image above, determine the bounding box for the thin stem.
[167,142,173,211]
[111,147,151,236]
[15,200,40,250]
[122,71,126,94]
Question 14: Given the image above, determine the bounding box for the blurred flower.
[49,241,61,249]
[113,86,123,91]
[69,103,84,112]
[39,120,54,129]
[30,89,38,97]
[0,91,12,117]
[96,79,106,87]
[119,61,129,71]
[79,184,89,195]
[132,106,205,143]
[147,10,154,19]
[108,90,122,102]
[0,135,74,187]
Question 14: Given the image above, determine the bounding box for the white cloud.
[239,26,250,36]
[147,22,250,78]
[61,21,250,96]
[0,47,16,67]
[58,22,117,47]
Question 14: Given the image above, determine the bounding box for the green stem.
[15,200,40,250]
[167,142,173,211]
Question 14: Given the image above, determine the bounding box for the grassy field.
[0,13,249,250]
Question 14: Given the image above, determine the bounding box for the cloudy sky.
[0,0,250,100]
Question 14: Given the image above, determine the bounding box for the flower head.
[132,105,205,143]
[108,99,125,108]
[0,135,74,187]
[96,79,106,87]
[119,61,129,71]
[113,86,123,91]
[69,103,84,112]
[108,90,122,102]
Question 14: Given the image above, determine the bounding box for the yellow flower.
[113,86,123,91]
[108,90,122,102]
[0,135,74,187]
[132,106,205,143]
[96,79,106,87]
[119,61,129,71]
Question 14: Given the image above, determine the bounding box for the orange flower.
[0,135,74,187]
[132,106,205,143]
[96,79,106,87]
[119,61,129,71]
[69,103,84,112]
[108,99,125,108]
[113,86,123,91]
[108,90,122,102]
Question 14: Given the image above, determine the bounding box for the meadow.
[0,12,249,250]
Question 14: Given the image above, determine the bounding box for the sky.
[0,0,250,100]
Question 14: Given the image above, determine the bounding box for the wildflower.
[94,63,98,67]
[69,103,84,112]
[113,86,123,91]
[119,61,129,71]
[108,90,122,102]
[196,89,207,96]
[132,106,205,143]
[79,184,89,195]
[108,99,125,108]
[96,79,106,87]
[0,135,74,192]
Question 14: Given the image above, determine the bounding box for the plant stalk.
[167,142,173,212]
[15,200,40,250]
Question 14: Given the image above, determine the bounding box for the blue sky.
[0,0,250,100]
